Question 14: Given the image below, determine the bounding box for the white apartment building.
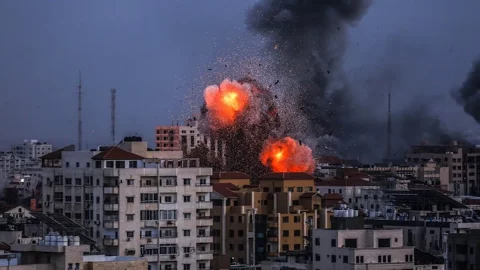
[312,227,415,270]
[316,178,380,208]
[11,139,53,160]
[41,141,214,270]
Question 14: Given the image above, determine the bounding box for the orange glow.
[260,137,315,173]
[204,79,250,129]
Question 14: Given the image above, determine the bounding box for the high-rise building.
[11,140,53,160]
[211,172,324,270]
[155,117,226,164]
[41,139,214,270]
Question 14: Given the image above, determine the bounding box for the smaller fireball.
[204,79,250,129]
[260,136,316,173]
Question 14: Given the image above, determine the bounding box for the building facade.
[11,140,52,160]
[41,141,213,270]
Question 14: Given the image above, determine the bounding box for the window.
[315,254,320,261]
[75,178,82,185]
[183,230,191,237]
[387,255,391,262]
[238,244,244,251]
[282,216,289,223]
[378,255,382,263]
[65,162,70,168]
[106,161,114,168]
[126,231,134,238]
[115,161,125,168]
[331,239,336,247]
[274,187,282,192]
[199,178,207,185]
[229,230,234,237]
[127,197,134,203]
[75,196,81,202]
[238,230,244,237]
[127,214,134,221]
[288,187,294,192]
[141,193,158,203]
[75,213,82,220]
[345,239,357,248]
[331,255,336,263]
[65,196,72,202]
[129,161,137,168]
[65,178,72,185]
[238,216,243,222]
[86,162,90,168]
[343,256,348,263]
[377,238,391,248]
[297,187,303,192]
[282,230,289,237]
[183,196,191,202]
[315,238,320,246]
[198,195,205,202]
[95,161,102,168]
[282,244,289,251]
[127,179,134,185]
[164,196,173,203]
[294,230,301,237]
[213,216,220,222]
[294,216,300,223]
[183,178,191,185]
[183,264,190,270]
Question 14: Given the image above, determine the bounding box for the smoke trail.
[453,60,480,124]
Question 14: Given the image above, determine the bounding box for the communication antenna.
[111,88,116,146]
[386,91,391,165]
[78,71,83,151]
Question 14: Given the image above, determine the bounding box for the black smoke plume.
[247,0,456,162]
[454,60,480,124]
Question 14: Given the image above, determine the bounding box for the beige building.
[313,220,415,270]
[418,159,450,190]
[211,172,324,270]
[41,138,213,270]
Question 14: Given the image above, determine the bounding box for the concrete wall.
[0,264,51,270]
[85,259,148,270]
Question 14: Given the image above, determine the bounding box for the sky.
[1,0,480,150]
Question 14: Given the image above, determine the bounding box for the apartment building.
[155,117,226,164]
[11,140,52,160]
[211,172,322,270]
[41,139,214,270]
[447,229,480,270]
[406,141,466,195]
[312,217,415,270]
[418,160,450,189]
[315,178,380,209]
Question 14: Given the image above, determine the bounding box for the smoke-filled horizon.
[454,60,480,126]
[245,0,462,162]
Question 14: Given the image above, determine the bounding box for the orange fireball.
[204,79,250,129]
[260,137,315,173]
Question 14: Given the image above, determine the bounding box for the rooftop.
[40,145,75,160]
[211,171,251,180]
[91,147,144,161]
[258,172,315,180]
[213,183,239,198]
[315,178,377,187]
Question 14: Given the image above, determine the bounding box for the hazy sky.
[1,0,480,150]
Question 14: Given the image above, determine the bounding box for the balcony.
[196,251,213,260]
[104,221,119,229]
[103,186,119,194]
[143,220,158,227]
[196,201,213,209]
[196,216,213,227]
[195,184,212,193]
[159,220,177,227]
[104,204,119,211]
[103,238,119,246]
[196,235,213,243]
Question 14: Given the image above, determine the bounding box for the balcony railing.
[104,204,119,211]
[103,237,119,246]
[104,221,119,229]
[103,187,119,194]
[196,201,213,209]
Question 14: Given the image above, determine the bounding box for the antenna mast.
[111,88,116,146]
[387,91,391,164]
[78,71,83,151]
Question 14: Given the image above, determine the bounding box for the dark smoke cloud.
[247,0,457,162]
[454,60,480,124]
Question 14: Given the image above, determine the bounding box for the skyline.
[2,0,480,154]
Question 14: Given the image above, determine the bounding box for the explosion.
[260,137,316,174]
[204,79,250,129]
[198,77,315,176]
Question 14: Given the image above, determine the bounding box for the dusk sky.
[2,0,480,150]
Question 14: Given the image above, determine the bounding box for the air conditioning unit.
[147,238,152,243]
[185,253,190,258]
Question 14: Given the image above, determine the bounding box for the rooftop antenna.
[387,91,391,165]
[77,71,83,151]
[111,88,116,146]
